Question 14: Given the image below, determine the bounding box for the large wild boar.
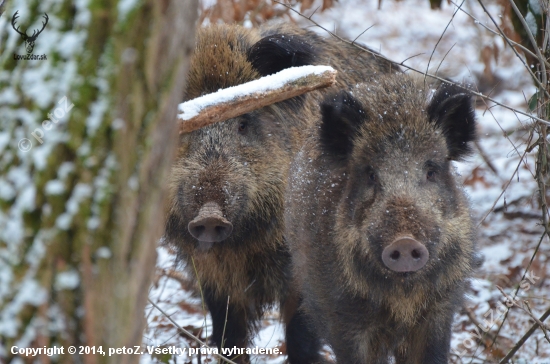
[164,23,395,363]
[285,73,481,364]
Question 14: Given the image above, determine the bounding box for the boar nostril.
[382,237,429,272]
[188,202,233,245]
[193,225,206,235]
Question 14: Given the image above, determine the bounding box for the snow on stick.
[178,65,337,134]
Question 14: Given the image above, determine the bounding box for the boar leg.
[205,289,251,364]
[285,307,325,363]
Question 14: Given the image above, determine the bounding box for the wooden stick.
[178,66,337,134]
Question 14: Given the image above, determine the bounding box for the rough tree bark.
[0,0,198,363]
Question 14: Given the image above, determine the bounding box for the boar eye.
[427,170,436,181]
[238,121,248,134]
[369,173,376,182]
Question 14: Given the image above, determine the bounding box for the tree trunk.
[0,0,197,363]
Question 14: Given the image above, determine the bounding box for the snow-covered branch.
[177,65,337,134]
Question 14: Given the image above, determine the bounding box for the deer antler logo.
[11,11,49,54]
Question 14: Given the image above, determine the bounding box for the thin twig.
[221,296,230,353]
[352,24,375,45]
[499,306,550,363]
[435,43,457,77]
[474,85,536,227]
[424,0,465,87]
[464,306,498,344]
[399,53,425,65]
[478,88,535,179]
[476,138,530,227]
[495,286,550,340]
[490,230,547,351]
[147,299,238,364]
[307,5,322,20]
[474,140,500,176]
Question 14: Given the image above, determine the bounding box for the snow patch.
[55,270,80,290]
[95,247,112,259]
[55,183,92,230]
[45,180,65,195]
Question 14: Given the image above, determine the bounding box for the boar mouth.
[188,202,234,250]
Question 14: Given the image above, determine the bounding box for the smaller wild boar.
[285,73,481,364]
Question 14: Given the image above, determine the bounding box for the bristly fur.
[185,25,261,99]
[286,73,480,364]
[165,23,396,364]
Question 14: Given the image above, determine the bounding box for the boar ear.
[247,34,316,76]
[427,84,477,161]
[320,91,367,159]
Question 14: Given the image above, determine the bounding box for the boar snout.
[188,202,233,248]
[381,237,429,272]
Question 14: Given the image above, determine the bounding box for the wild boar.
[285,73,480,364]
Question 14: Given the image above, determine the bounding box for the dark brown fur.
[285,73,480,364]
[164,23,395,363]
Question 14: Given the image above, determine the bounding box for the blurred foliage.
[199,0,290,25]
[505,0,548,66]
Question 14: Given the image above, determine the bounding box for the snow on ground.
[143,0,549,362]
